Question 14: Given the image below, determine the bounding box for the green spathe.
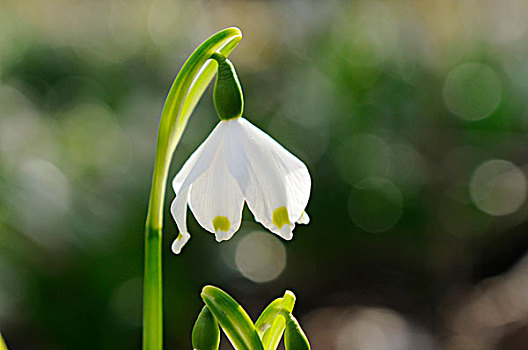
[211,52,244,120]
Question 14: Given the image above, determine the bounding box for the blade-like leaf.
[0,333,7,350]
[201,285,264,350]
[255,298,283,337]
[192,306,220,350]
[256,291,296,350]
[261,316,285,350]
[284,314,310,350]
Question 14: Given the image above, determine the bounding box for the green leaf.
[284,314,310,350]
[201,285,264,350]
[0,333,7,350]
[255,298,284,337]
[255,291,296,350]
[192,306,220,350]
[261,316,285,350]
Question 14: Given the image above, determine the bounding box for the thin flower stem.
[143,226,163,350]
[143,147,169,350]
[142,28,242,350]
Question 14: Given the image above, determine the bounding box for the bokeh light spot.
[443,62,502,121]
[335,307,410,350]
[469,159,527,216]
[0,85,41,158]
[234,231,286,283]
[348,177,403,233]
[9,159,71,247]
[459,0,528,44]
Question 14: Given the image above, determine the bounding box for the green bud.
[192,306,220,350]
[284,314,311,350]
[211,52,244,120]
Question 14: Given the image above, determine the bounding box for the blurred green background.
[2,0,528,349]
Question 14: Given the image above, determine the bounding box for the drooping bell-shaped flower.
[170,53,311,254]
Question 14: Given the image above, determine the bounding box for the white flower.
[170,117,311,254]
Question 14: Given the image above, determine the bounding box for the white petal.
[224,118,311,239]
[297,211,310,224]
[170,186,191,254]
[189,137,244,242]
[172,122,226,196]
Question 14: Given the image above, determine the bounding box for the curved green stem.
[143,27,242,350]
